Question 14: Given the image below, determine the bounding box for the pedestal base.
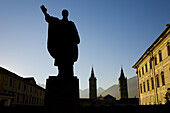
[45,76,79,113]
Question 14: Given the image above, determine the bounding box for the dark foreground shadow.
[1,105,170,113]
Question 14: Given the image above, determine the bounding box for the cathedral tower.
[119,67,128,99]
[89,67,97,99]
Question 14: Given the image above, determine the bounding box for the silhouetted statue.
[41,5,80,77]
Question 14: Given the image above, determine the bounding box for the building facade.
[133,24,170,105]
[0,67,45,106]
[89,67,97,99]
[119,67,128,99]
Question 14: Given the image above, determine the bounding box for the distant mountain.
[80,88,89,98]
[98,87,105,95]
[100,76,138,99]
[100,84,119,99]
[80,87,105,98]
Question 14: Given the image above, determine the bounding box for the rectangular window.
[9,78,12,87]
[24,85,26,91]
[147,80,150,91]
[159,51,162,62]
[143,82,146,92]
[150,59,152,69]
[140,84,142,93]
[23,95,25,103]
[17,94,20,103]
[156,75,159,87]
[151,77,154,90]
[145,63,148,72]
[30,87,32,93]
[161,72,165,86]
[139,70,141,77]
[142,67,144,75]
[167,42,170,56]
[155,56,157,65]
[40,91,42,96]
[18,82,21,89]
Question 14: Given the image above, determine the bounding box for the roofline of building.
[0,66,45,90]
[132,24,170,69]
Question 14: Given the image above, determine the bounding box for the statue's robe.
[45,14,80,66]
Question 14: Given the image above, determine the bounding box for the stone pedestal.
[45,76,79,113]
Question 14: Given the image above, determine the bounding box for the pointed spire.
[119,66,125,80]
[119,66,128,99]
[89,66,96,80]
[89,66,97,99]
[91,66,95,78]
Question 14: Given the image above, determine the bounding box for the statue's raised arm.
[40,5,59,23]
[40,5,47,15]
[40,5,51,22]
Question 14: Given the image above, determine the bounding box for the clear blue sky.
[0,0,170,89]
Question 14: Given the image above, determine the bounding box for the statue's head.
[62,9,69,18]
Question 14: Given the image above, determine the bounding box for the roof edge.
[132,24,170,69]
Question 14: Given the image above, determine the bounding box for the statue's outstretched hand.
[40,5,47,13]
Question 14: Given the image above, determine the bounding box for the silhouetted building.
[119,67,128,99]
[80,94,116,106]
[0,67,45,106]
[89,67,97,99]
[100,94,117,106]
[133,24,170,105]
